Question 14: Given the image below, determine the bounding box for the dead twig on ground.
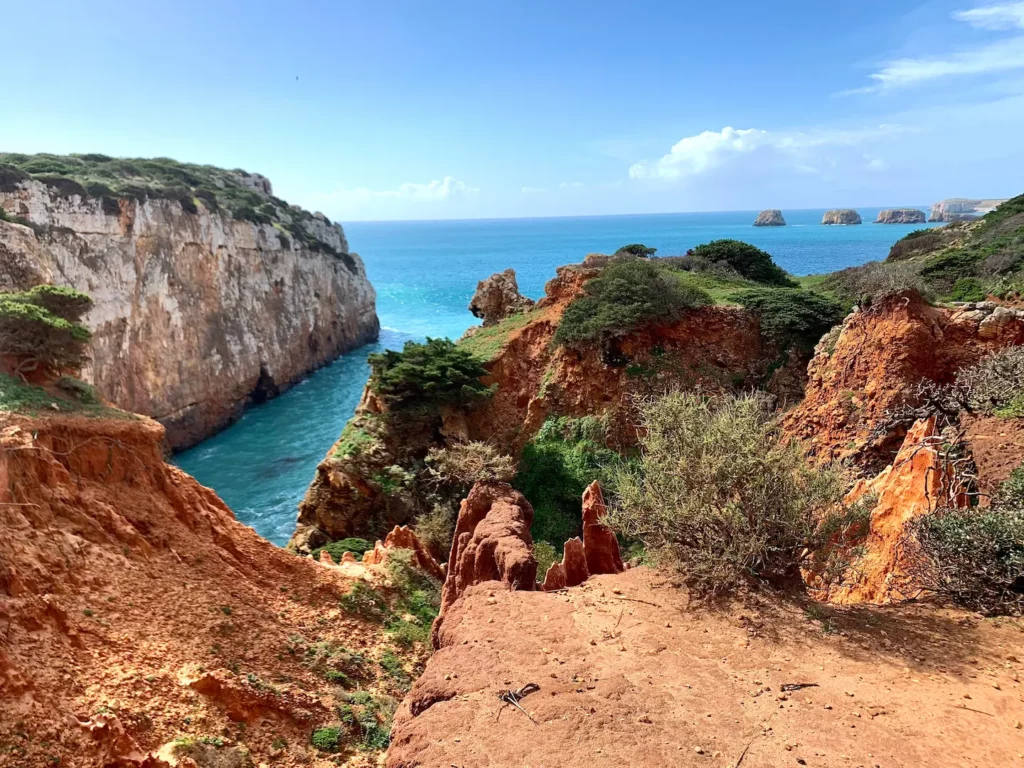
[496,683,540,725]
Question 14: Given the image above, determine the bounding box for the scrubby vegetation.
[0,152,347,257]
[514,416,619,549]
[425,441,515,488]
[958,346,1024,418]
[688,240,795,286]
[337,549,441,647]
[553,258,711,350]
[457,309,538,361]
[911,467,1024,616]
[614,243,657,257]
[821,196,1024,303]
[734,287,845,351]
[0,285,93,376]
[368,338,493,411]
[310,538,371,563]
[610,392,853,593]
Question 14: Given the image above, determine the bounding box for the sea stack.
[753,209,786,227]
[875,208,926,224]
[822,209,862,225]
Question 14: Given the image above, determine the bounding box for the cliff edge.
[0,153,379,449]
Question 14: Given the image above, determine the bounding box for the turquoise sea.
[176,207,938,544]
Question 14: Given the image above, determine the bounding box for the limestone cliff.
[0,161,378,449]
[929,197,1007,222]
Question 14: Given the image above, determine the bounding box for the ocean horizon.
[177,206,939,544]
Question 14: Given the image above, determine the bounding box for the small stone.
[694,746,704,754]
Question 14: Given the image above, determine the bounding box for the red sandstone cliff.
[0,411,425,767]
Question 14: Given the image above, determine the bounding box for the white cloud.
[558,181,584,189]
[865,36,1024,89]
[953,1,1024,30]
[842,4,1024,93]
[629,124,912,180]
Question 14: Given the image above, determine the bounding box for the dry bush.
[413,502,456,560]
[822,260,931,304]
[958,346,1024,416]
[610,391,848,593]
[425,441,515,488]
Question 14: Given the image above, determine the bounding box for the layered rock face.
[782,291,1024,470]
[929,197,1007,222]
[753,208,786,226]
[0,410,425,767]
[467,268,535,326]
[875,208,926,224]
[809,417,968,605]
[822,208,862,225]
[0,179,378,449]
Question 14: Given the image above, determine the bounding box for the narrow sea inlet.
[175,207,938,544]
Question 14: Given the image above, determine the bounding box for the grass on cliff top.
[456,308,543,361]
[807,193,1024,305]
[0,374,129,418]
[0,152,349,259]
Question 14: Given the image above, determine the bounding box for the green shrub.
[311,727,342,753]
[339,582,390,622]
[368,338,492,410]
[610,392,846,592]
[0,286,93,376]
[911,506,1024,615]
[689,240,794,286]
[310,538,371,563]
[735,288,844,350]
[55,376,101,404]
[948,277,987,302]
[515,417,619,546]
[553,259,711,350]
[614,243,657,257]
[533,540,558,578]
[1000,464,1024,508]
[378,650,411,689]
[384,549,441,646]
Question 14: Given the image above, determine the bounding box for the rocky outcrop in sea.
[753,209,786,227]
[822,209,862,225]
[0,172,378,449]
[875,208,925,224]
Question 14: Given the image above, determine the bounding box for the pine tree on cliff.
[0,285,93,380]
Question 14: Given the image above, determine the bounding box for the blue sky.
[3,0,1023,220]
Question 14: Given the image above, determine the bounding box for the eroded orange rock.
[541,482,623,591]
[360,524,444,581]
[582,481,624,577]
[816,417,968,605]
[432,482,537,647]
[784,291,1024,470]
